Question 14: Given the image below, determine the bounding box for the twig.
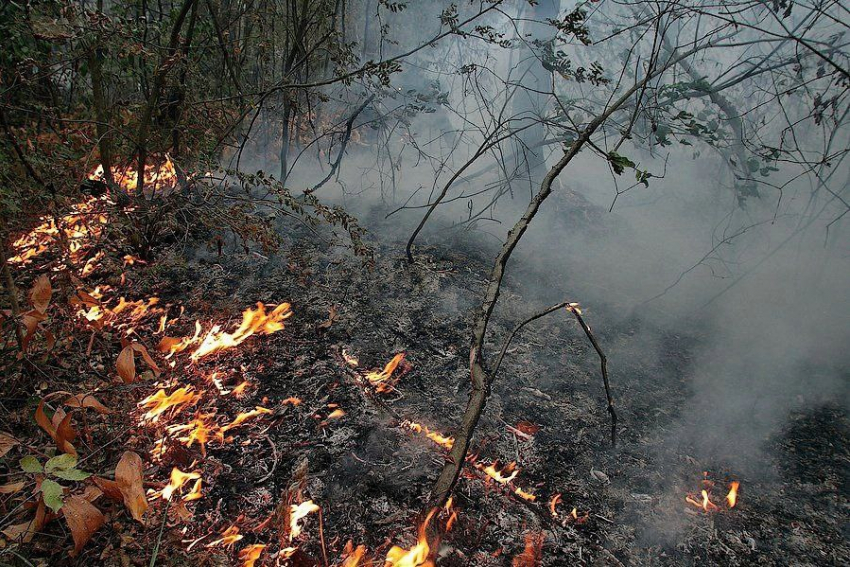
[148,500,171,567]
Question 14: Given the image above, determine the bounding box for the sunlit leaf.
[30,274,52,314]
[115,451,148,523]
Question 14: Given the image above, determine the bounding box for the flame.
[566,302,582,315]
[478,461,519,485]
[161,468,201,501]
[549,493,562,517]
[444,497,458,532]
[167,415,218,456]
[290,500,320,540]
[218,407,272,440]
[726,481,740,508]
[207,525,243,548]
[240,544,267,567]
[139,387,201,423]
[158,303,292,360]
[9,196,109,266]
[512,532,544,567]
[513,487,537,501]
[400,420,455,450]
[686,489,720,512]
[328,408,346,419]
[340,543,369,567]
[385,508,437,567]
[364,353,405,393]
[184,478,203,501]
[88,156,178,193]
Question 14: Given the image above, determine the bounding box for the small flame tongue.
[385,508,437,567]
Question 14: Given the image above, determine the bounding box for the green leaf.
[608,151,636,175]
[41,479,64,513]
[52,468,91,481]
[45,453,78,473]
[20,455,43,473]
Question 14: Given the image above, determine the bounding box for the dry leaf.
[0,431,19,457]
[21,309,47,352]
[63,394,110,414]
[92,477,123,501]
[35,401,76,455]
[30,274,52,314]
[63,495,105,556]
[131,343,160,376]
[116,346,135,383]
[0,480,26,494]
[115,451,147,523]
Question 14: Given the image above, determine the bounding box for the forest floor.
[1,195,847,566]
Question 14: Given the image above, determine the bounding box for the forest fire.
[365,353,405,393]
[158,302,292,360]
[160,467,202,501]
[88,156,178,193]
[686,480,741,513]
[289,500,320,540]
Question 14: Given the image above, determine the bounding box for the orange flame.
[290,500,320,540]
[207,525,243,548]
[158,303,292,361]
[89,156,178,193]
[239,544,267,567]
[161,467,201,501]
[365,353,405,393]
[400,420,455,450]
[549,493,562,517]
[726,481,740,508]
[218,407,272,440]
[686,489,720,512]
[139,387,201,423]
[385,508,437,567]
[167,415,218,456]
[478,461,519,485]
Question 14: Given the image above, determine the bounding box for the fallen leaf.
[21,308,47,351]
[35,401,76,455]
[131,342,160,376]
[30,274,52,314]
[63,393,110,414]
[92,477,123,501]
[63,495,105,556]
[116,345,135,383]
[0,480,26,494]
[115,451,147,523]
[0,431,20,457]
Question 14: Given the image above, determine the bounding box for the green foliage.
[40,479,64,513]
[608,152,636,175]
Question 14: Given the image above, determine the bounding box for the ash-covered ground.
[139,193,848,566]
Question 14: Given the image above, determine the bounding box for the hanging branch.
[491,301,616,445]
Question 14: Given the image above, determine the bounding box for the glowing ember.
[207,525,242,548]
[158,303,292,361]
[290,500,320,540]
[400,420,455,450]
[88,156,178,193]
[385,508,437,567]
[138,387,201,423]
[364,353,405,393]
[161,468,201,501]
[513,487,537,502]
[184,478,203,501]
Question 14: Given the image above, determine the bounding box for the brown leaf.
[0,431,19,457]
[55,412,78,454]
[92,477,123,501]
[115,451,147,523]
[63,495,105,556]
[514,421,541,436]
[35,401,75,455]
[157,336,182,353]
[317,305,338,331]
[63,394,111,414]
[21,309,47,352]
[3,499,46,543]
[116,345,135,383]
[0,480,26,494]
[30,274,52,314]
[130,343,160,376]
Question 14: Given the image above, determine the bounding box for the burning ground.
[1,190,846,566]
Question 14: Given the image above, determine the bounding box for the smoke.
[235,0,849,522]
